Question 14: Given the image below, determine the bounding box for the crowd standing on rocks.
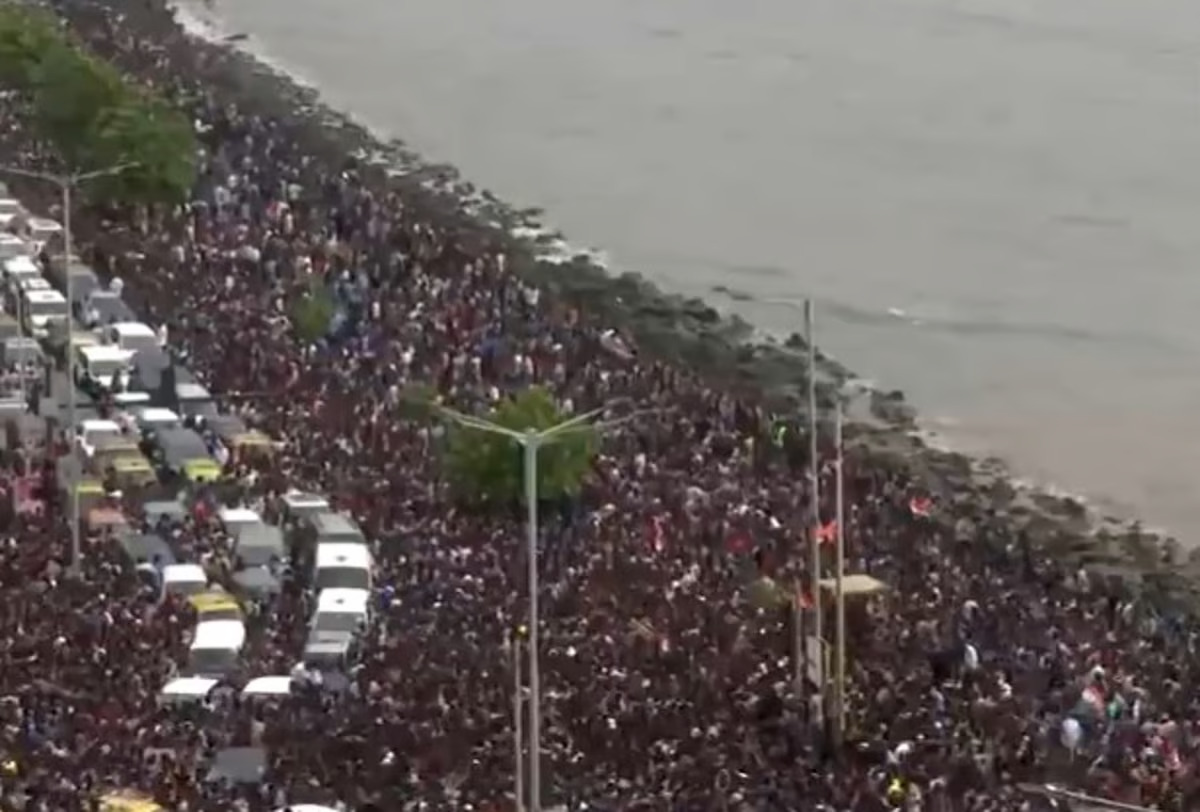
[0,1,1196,810]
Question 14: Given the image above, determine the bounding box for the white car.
[134,406,181,433]
[105,321,159,355]
[0,233,31,261]
[22,289,67,337]
[2,255,40,289]
[75,344,135,390]
[77,418,123,458]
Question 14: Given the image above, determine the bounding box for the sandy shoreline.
[67,0,1200,606]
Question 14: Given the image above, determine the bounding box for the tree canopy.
[0,3,197,203]
[442,387,598,507]
[290,282,336,343]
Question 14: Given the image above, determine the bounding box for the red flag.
[815,521,837,546]
[909,496,932,518]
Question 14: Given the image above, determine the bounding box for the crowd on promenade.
[0,0,1197,810]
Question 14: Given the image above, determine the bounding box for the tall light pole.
[829,380,869,744]
[0,163,137,576]
[832,397,846,743]
[509,626,525,812]
[434,399,655,812]
[802,299,823,703]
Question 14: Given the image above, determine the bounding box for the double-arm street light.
[0,162,138,576]
[433,399,659,812]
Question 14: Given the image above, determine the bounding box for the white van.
[21,289,66,337]
[281,490,330,521]
[75,344,134,390]
[105,321,158,354]
[0,234,31,261]
[2,255,41,289]
[162,563,208,598]
[312,588,370,635]
[189,619,246,676]
[218,507,263,536]
[25,217,61,255]
[77,418,122,457]
[159,676,219,705]
[133,407,181,433]
[314,543,372,591]
[241,675,294,699]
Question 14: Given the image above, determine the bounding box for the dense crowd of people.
[0,0,1196,809]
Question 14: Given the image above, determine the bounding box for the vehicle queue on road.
[0,187,375,805]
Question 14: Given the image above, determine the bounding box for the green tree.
[29,43,124,166]
[86,92,197,203]
[443,387,597,507]
[0,2,197,203]
[0,4,60,89]
[290,283,335,343]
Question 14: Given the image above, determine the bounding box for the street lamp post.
[829,380,870,744]
[434,400,654,812]
[802,299,822,702]
[509,627,525,812]
[0,163,137,576]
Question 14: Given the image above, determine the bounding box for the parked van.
[311,587,369,638]
[0,234,30,261]
[218,507,263,536]
[2,255,41,289]
[308,511,366,546]
[314,543,372,591]
[162,563,208,598]
[21,289,67,338]
[189,619,246,676]
[75,344,134,391]
[105,321,159,354]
